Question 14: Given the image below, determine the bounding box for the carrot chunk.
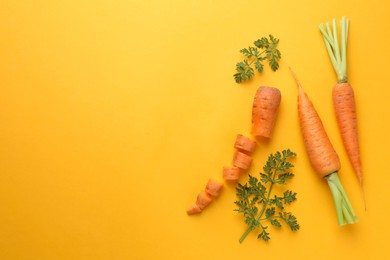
[195,191,213,210]
[251,86,281,139]
[187,204,202,215]
[234,134,256,154]
[232,151,253,170]
[222,166,241,181]
[205,179,223,197]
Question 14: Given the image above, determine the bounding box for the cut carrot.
[234,134,256,154]
[195,191,213,210]
[232,151,252,171]
[290,67,358,226]
[205,179,224,197]
[187,204,202,215]
[222,166,241,181]
[251,86,281,139]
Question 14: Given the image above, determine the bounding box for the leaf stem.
[319,16,349,83]
[325,172,358,225]
[258,215,282,221]
[238,163,278,243]
[247,49,267,66]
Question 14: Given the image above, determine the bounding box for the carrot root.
[187,204,202,215]
[223,166,241,181]
[232,151,253,170]
[234,134,256,154]
[333,82,365,209]
[205,179,223,197]
[251,86,281,139]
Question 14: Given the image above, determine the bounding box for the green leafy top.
[235,149,299,243]
[234,35,281,83]
[319,16,349,83]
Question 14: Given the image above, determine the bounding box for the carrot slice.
[205,179,223,197]
[195,191,213,210]
[187,204,202,215]
[232,151,253,170]
[222,166,241,181]
[234,134,256,154]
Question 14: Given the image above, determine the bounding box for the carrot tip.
[360,181,367,212]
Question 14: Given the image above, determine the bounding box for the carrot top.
[319,16,350,83]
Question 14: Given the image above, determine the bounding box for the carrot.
[333,82,362,181]
[196,191,213,209]
[187,204,202,215]
[187,179,223,215]
[234,134,256,154]
[232,151,252,171]
[297,82,341,178]
[205,179,223,197]
[222,166,241,181]
[251,86,281,139]
[290,67,358,225]
[319,17,365,208]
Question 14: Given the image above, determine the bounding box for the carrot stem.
[325,172,358,225]
[319,16,349,83]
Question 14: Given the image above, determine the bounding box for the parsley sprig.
[234,35,281,83]
[235,149,299,243]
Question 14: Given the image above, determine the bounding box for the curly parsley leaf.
[234,34,281,83]
[235,149,299,243]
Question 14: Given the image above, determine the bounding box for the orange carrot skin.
[251,86,281,139]
[223,166,240,181]
[187,204,202,215]
[195,191,213,210]
[298,86,341,178]
[232,151,253,170]
[234,134,256,154]
[205,179,223,197]
[333,82,362,183]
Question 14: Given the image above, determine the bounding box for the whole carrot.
[319,17,365,208]
[290,67,358,225]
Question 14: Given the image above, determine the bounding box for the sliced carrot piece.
[222,166,241,181]
[234,134,256,154]
[195,191,213,210]
[205,179,223,197]
[187,204,202,215]
[232,151,253,170]
[251,86,281,139]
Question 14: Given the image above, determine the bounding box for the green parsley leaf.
[234,35,281,83]
[234,60,254,83]
[270,219,282,228]
[258,226,270,242]
[235,149,299,243]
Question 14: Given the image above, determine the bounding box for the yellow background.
[1,0,389,259]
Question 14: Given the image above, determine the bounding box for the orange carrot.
[297,83,341,178]
[232,151,252,171]
[333,83,362,182]
[234,134,256,154]
[222,166,241,181]
[251,86,281,139]
[319,17,365,208]
[290,67,358,225]
[187,204,202,215]
[205,179,223,197]
[187,179,223,215]
[195,191,213,210]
